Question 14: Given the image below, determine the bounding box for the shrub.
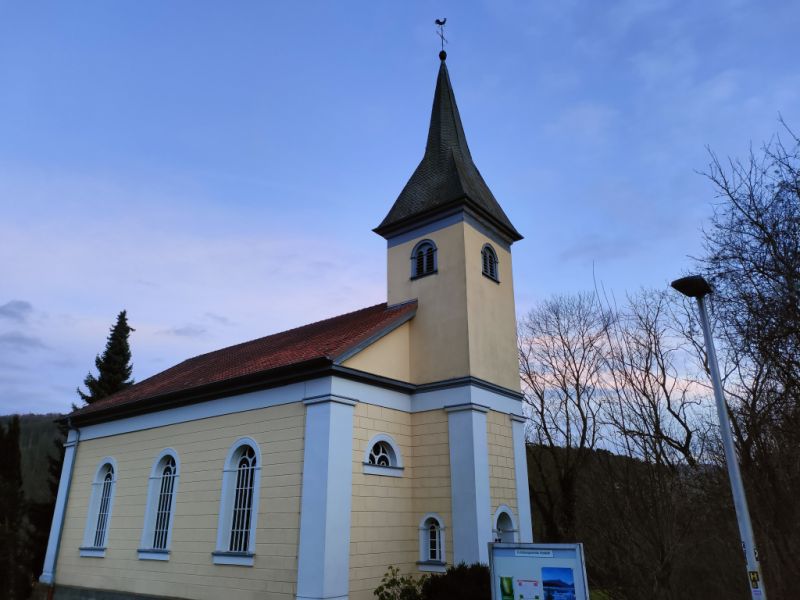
[420,563,490,600]
[374,566,426,600]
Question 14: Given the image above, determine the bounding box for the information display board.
[489,543,589,600]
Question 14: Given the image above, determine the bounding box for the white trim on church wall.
[296,396,355,600]
[73,376,524,444]
[447,404,492,565]
[40,429,79,584]
[412,381,521,414]
[511,415,534,542]
[75,382,312,441]
[385,211,512,252]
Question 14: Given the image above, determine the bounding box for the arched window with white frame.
[363,433,404,477]
[80,458,117,557]
[481,244,499,281]
[139,449,180,560]
[410,239,437,279]
[417,513,446,572]
[493,505,518,543]
[213,438,262,566]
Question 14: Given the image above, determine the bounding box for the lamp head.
[670,275,713,298]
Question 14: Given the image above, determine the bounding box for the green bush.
[375,564,491,600]
[373,566,426,600]
[421,563,490,600]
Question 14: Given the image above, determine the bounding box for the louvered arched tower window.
[481,244,499,281]
[410,239,437,278]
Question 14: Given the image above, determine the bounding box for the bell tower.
[375,52,523,393]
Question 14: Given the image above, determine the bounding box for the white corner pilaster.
[446,403,491,564]
[510,415,533,542]
[40,428,79,585]
[296,395,355,600]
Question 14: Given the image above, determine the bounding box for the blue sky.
[1,1,798,414]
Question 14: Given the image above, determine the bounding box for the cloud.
[546,103,619,145]
[159,324,206,337]
[558,235,642,264]
[204,312,234,326]
[134,279,159,288]
[0,331,47,352]
[0,300,33,323]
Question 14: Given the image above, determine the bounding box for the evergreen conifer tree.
[31,313,136,582]
[0,416,30,599]
[77,310,135,404]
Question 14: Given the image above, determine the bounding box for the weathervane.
[435,18,447,60]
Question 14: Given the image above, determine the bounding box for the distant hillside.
[0,413,64,502]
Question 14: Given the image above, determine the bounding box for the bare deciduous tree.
[518,292,612,542]
[603,290,705,469]
[594,289,709,600]
[698,124,800,598]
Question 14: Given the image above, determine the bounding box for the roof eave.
[68,356,334,427]
[374,198,523,243]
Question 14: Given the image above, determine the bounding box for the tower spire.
[375,56,522,242]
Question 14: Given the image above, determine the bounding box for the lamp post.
[670,275,766,599]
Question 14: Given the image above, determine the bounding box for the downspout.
[40,418,80,591]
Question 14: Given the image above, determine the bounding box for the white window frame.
[417,513,446,572]
[493,505,518,543]
[362,433,404,477]
[213,437,262,566]
[138,448,180,561]
[79,457,118,558]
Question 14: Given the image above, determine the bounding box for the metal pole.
[695,294,767,599]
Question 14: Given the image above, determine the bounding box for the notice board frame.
[488,542,590,600]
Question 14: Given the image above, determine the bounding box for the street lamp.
[671,275,766,599]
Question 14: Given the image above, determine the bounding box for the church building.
[40,51,532,600]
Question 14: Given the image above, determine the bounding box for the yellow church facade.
[40,53,532,600]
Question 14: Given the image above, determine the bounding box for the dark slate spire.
[375,55,522,242]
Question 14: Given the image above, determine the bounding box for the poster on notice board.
[489,543,589,600]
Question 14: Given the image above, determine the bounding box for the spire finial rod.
[435,18,447,60]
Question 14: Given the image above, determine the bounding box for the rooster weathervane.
[435,18,448,59]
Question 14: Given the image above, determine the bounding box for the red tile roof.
[71,301,417,420]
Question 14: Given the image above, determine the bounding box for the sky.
[1,1,799,415]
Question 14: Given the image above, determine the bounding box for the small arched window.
[363,434,404,477]
[80,458,117,557]
[493,506,518,543]
[481,244,499,281]
[369,441,394,466]
[139,449,180,560]
[213,438,262,566]
[418,513,446,571]
[411,239,437,279]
